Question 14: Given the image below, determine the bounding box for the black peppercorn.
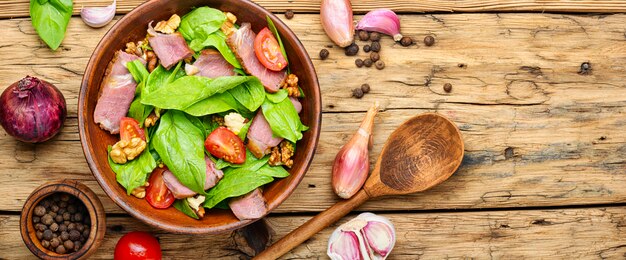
[49,211,57,218]
[364,59,373,67]
[59,201,67,208]
[69,230,81,241]
[50,222,59,232]
[375,60,385,70]
[400,36,413,46]
[68,223,76,231]
[36,231,43,240]
[67,205,77,214]
[74,241,82,252]
[579,62,592,75]
[59,224,67,232]
[82,229,90,238]
[33,216,40,224]
[344,43,359,56]
[361,84,371,93]
[63,212,71,221]
[370,41,381,52]
[363,45,371,52]
[58,208,66,215]
[74,213,83,222]
[370,52,380,62]
[424,35,435,46]
[443,83,452,93]
[36,223,46,232]
[352,88,364,98]
[60,231,70,241]
[358,30,369,41]
[51,205,59,213]
[43,229,53,241]
[355,59,364,68]
[41,240,50,249]
[41,214,54,225]
[56,245,66,254]
[50,237,60,248]
[284,9,294,19]
[63,240,74,251]
[370,32,381,41]
[41,200,51,209]
[34,206,46,217]
[55,214,63,223]
[319,49,329,60]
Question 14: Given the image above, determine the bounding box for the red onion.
[0,76,66,143]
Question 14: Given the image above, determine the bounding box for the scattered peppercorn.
[358,30,370,41]
[370,32,381,41]
[361,84,371,93]
[443,83,452,93]
[344,43,359,56]
[375,60,385,70]
[363,45,371,52]
[364,59,373,67]
[352,88,364,98]
[319,49,329,60]
[370,52,380,62]
[370,41,381,52]
[355,59,364,68]
[579,62,591,75]
[284,9,295,19]
[32,193,89,254]
[400,36,413,47]
[424,35,435,46]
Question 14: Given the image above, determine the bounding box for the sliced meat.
[162,157,224,199]
[247,111,283,158]
[94,51,144,134]
[289,97,302,114]
[227,23,285,93]
[148,32,193,69]
[193,49,236,78]
[229,188,268,221]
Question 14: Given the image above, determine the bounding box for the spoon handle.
[254,189,370,259]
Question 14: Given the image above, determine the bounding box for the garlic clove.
[320,0,355,47]
[356,9,403,42]
[80,0,116,28]
[362,220,395,258]
[185,64,199,76]
[328,230,363,260]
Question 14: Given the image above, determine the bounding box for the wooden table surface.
[2,0,626,259]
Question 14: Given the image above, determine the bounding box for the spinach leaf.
[237,120,252,141]
[203,167,274,208]
[108,147,157,196]
[265,89,288,103]
[184,92,239,117]
[261,97,308,143]
[127,60,149,83]
[173,199,199,219]
[258,164,290,178]
[266,16,289,73]
[228,78,266,112]
[201,116,220,137]
[152,111,207,194]
[189,32,241,69]
[30,0,72,50]
[142,76,257,110]
[215,151,267,170]
[144,63,185,95]
[179,7,226,43]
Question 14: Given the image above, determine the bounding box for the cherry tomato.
[120,117,145,141]
[204,127,246,164]
[145,168,175,209]
[254,27,288,71]
[114,231,162,260]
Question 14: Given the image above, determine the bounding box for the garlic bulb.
[80,0,116,28]
[356,9,403,42]
[320,0,355,47]
[328,213,396,260]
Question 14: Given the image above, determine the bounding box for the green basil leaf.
[108,147,157,196]
[258,164,290,178]
[266,16,289,71]
[261,97,307,143]
[265,89,288,103]
[189,32,241,69]
[179,7,226,42]
[142,76,257,110]
[203,167,274,208]
[127,60,149,83]
[228,78,266,112]
[30,0,73,50]
[152,111,207,194]
[173,199,199,219]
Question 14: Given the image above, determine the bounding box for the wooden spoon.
[255,113,465,259]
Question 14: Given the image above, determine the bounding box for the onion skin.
[320,0,355,47]
[0,76,67,143]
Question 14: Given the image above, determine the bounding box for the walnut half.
[110,137,147,164]
[269,140,295,168]
[131,182,149,199]
[154,14,181,34]
[221,12,238,36]
[280,74,301,97]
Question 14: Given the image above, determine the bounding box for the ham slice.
[227,23,285,93]
[162,157,224,199]
[148,32,193,70]
[229,188,268,220]
[94,51,144,134]
[247,98,302,158]
[193,49,236,78]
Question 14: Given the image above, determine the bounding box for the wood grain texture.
[3,207,626,258]
[4,0,626,19]
[1,13,626,214]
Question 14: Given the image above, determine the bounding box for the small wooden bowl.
[79,0,321,234]
[20,180,106,260]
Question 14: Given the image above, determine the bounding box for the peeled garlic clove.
[327,230,363,260]
[80,0,116,28]
[356,9,403,41]
[185,64,199,76]
[359,213,396,258]
[320,0,355,47]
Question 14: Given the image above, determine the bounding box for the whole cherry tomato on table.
[114,231,162,260]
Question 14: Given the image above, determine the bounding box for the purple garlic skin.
[356,9,403,41]
[328,212,396,260]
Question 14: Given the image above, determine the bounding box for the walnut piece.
[269,140,295,168]
[110,137,147,164]
[144,112,160,128]
[154,14,181,34]
[221,12,238,36]
[280,74,301,97]
[130,182,149,199]
[145,50,158,72]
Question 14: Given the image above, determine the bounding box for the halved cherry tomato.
[204,127,246,164]
[145,168,175,209]
[254,27,288,71]
[120,117,145,141]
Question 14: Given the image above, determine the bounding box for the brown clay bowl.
[78,0,321,234]
[20,180,106,259]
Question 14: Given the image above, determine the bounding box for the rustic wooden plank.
[1,13,626,214]
[4,0,626,19]
[3,207,626,258]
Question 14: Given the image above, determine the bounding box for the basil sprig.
[30,0,73,50]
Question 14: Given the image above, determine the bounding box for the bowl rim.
[78,0,321,234]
